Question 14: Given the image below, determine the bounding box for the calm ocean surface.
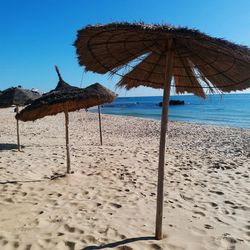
[96,93,250,129]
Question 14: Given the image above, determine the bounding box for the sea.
[94,93,250,129]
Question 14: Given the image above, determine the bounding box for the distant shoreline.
[90,93,250,129]
[90,109,250,130]
[117,92,250,98]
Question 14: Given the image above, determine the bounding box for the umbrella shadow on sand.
[81,236,155,250]
[0,173,65,185]
[0,143,25,151]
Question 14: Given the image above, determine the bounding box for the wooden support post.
[98,105,103,146]
[16,105,21,151]
[64,106,71,174]
[155,40,174,240]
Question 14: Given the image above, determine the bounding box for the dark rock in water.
[170,100,185,105]
[159,100,185,106]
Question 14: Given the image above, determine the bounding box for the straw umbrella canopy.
[0,86,41,151]
[74,22,250,240]
[16,66,116,174]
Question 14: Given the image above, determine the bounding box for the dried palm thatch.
[74,22,250,240]
[17,66,116,174]
[0,86,41,108]
[74,22,250,98]
[0,86,41,151]
[16,81,116,121]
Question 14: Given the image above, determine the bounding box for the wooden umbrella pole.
[16,105,21,151]
[98,105,103,145]
[64,105,71,174]
[155,40,174,240]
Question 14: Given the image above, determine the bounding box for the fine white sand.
[0,107,249,250]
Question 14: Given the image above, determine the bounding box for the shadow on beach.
[82,236,155,249]
[0,143,25,151]
[0,172,66,184]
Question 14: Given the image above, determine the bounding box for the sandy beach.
[0,107,249,250]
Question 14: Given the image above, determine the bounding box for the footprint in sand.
[209,202,218,208]
[85,235,96,243]
[150,243,163,250]
[180,194,194,201]
[110,202,122,208]
[1,239,8,247]
[210,190,224,195]
[204,224,213,229]
[65,241,75,250]
[12,241,20,248]
[193,211,206,217]
[224,200,234,205]
[4,198,14,203]
[64,224,75,233]
[117,246,133,250]
[214,217,229,225]
[221,235,237,250]
[25,244,32,250]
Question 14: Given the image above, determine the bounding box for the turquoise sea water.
[97,93,250,129]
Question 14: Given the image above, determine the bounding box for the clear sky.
[1,0,250,96]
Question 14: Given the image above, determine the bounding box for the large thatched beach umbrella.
[0,86,41,151]
[74,22,250,239]
[16,66,116,174]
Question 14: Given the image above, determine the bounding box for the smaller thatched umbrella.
[16,66,116,174]
[0,86,41,151]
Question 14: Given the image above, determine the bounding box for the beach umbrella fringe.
[74,22,250,98]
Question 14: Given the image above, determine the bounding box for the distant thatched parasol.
[0,86,41,151]
[16,66,116,174]
[74,22,250,239]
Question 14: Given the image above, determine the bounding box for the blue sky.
[1,0,250,96]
